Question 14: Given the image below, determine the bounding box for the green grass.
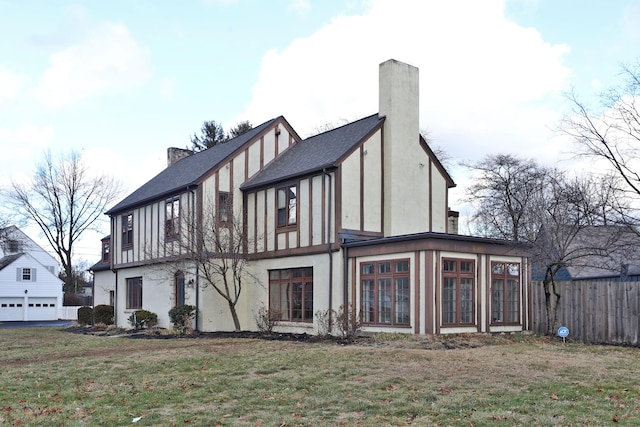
[0,329,639,426]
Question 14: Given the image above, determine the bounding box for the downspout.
[324,169,333,331]
[190,185,199,332]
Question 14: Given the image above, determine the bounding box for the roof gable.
[242,114,384,191]
[106,117,283,215]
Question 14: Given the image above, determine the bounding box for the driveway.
[0,320,76,329]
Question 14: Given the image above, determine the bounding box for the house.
[89,235,115,306]
[0,226,64,321]
[100,59,531,334]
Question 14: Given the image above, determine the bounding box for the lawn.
[0,329,639,426]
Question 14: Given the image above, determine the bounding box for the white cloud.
[288,0,312,16]
[33,22,151,109]
[238,0,571,165]
[0,123,55,186]
[0,67,27,106]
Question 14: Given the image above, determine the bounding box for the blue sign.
[557,326,569,338]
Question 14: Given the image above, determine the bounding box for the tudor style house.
[0,226,63,321]
[102,59,531,334]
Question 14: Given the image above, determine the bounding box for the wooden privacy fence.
[531,280,640,346]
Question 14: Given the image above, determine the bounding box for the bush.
[128,310,158,329]
[255,306,281,335]
[315,309,335,336]
[93,305,114,325]
[336,304,362,340]
[77,306,93,325]
[168,304,197,334]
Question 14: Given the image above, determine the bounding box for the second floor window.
[122,213,134,248]
[277,185,297,227]
[165,198,180,238]
[22,268,32,281]
[218,192,231,223]
[102,241,110,263]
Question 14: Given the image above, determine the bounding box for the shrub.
[315,308,335,336]
[255,306,281,335]
[93,304,114,325]
[168,304,197,334]
[77,306,93,325]
[128,310,158,329]
[336,304,362,340]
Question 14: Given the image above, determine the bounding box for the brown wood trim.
[248,242,342,260]
[321,173,326,246]
[244,147,249,181]
[334,169,341,244]
[434,250,440,334]
[263,190,268,253]
[308,177,313,248]
[380,128,385,234]
[425,250,433,334]
[360,146,365,232]
[476,255,482,333]
[351,257,357,314]
[260,136,264,169]
[526,257,531,331]
[252,193,258,254]
[428,160,433,232]
[414,251,420,334]
[485,256,491,330]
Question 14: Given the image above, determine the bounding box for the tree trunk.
[229,301,241,332]
[543,276,561,335]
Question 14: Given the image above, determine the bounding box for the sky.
[1,0,639,263]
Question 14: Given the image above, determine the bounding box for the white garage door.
[0,297,58,321]
[27,298,58,321]
[0,298,25,321]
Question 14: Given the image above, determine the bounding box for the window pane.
[507,263,519,276]
[280,283,290,320]
[288,186,297,224]
[378,278,391,323]
[362,264,374,275]
[277,189,286,209]
[443,277,456,324]
[492,279,504,322]
[362,280,375,323]
[304,283,313,321]
[395,261,409,273]
[460,278,474,323]
[378,262,391,274]
[395,278,409,324]
[492,263,504,274]
[507,279,519,322]
[460,261,473,273]
[443,260,456,272]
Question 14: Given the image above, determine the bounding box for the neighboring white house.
[0,226,64,321]
[97,59,532,335]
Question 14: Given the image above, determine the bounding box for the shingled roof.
[242,114,384,191]
[0,253,23,271]
[106,117,281,215]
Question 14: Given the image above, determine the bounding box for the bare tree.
[465,154,631,334]
[464,154,549,242]
[560,61,640,215]
[420,128,452,171]
[8,150,121,291]
[167,197,257,331]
